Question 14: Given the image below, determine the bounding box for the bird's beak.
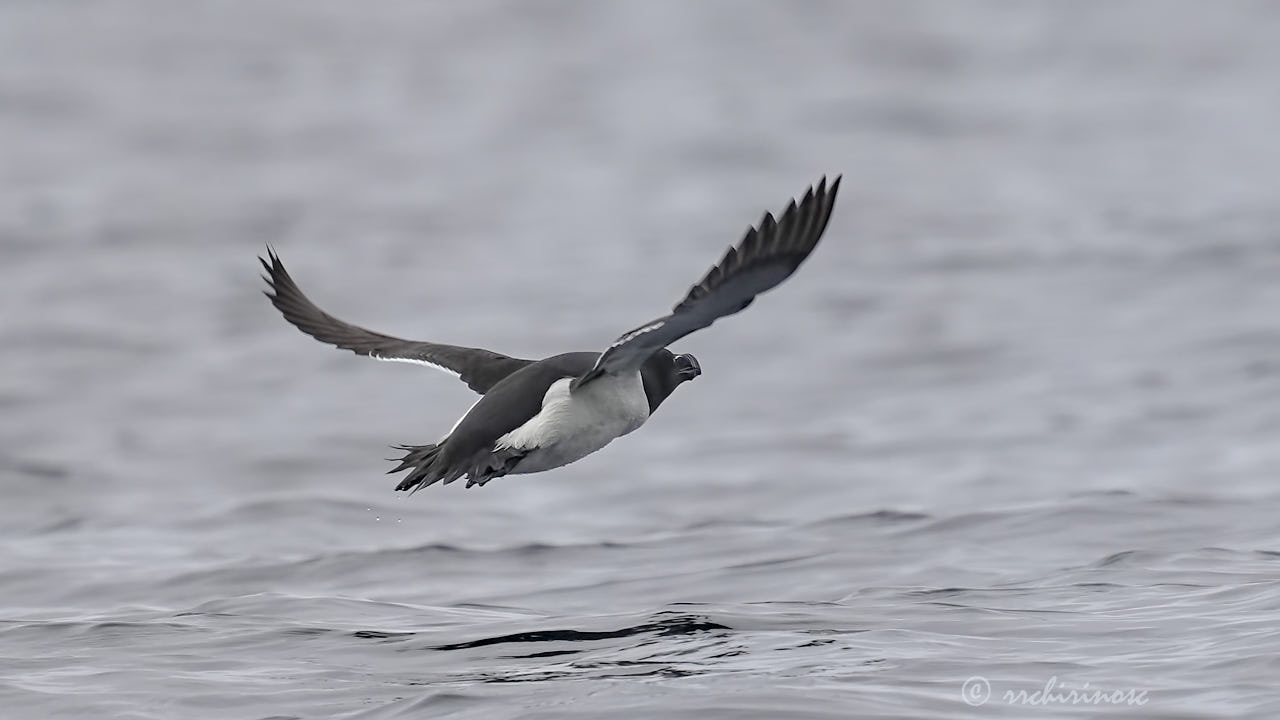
[675,354,701,381]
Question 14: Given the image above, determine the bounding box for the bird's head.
[640,350,701,413]
[673,352,701,381]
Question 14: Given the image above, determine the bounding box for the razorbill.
[262,176,840,491]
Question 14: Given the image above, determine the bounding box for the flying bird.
[261,176,841,492]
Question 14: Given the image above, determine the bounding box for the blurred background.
[2,1,1279,718]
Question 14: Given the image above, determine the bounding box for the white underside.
[494,371,650,474]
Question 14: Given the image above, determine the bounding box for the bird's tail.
[389,443,447,494]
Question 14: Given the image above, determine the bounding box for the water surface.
[3,2,1280,718]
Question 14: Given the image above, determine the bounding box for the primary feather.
[573,175,841,388]
[260,249,532,394]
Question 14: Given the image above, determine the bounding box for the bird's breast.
[497,372,649,473]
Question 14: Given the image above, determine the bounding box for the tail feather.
[389,443,446,493]
[389,441,523,493]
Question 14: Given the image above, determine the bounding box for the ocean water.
[3,1,1280,718]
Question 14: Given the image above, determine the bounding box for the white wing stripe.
[611,321,666,349]
[587,320,666,375]
[598,320,666,363]
[369,352,461,379]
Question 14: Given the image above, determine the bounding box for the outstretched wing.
[260,249,533,394]
[572,176,840,390]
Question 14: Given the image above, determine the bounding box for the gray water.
[3,2,1280,718]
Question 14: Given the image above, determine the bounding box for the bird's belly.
[500,372,649,474]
